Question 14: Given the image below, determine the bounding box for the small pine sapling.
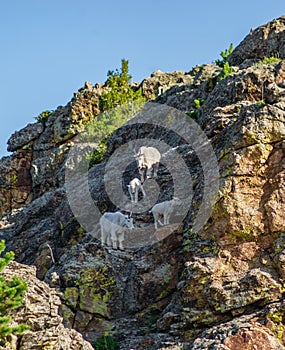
[215,43,233,67]
[185,98,204,120]
[214,43,234,83]
[35,110,53,124]
[0,240,29,345]
[217,61,234,82]
[99,59,146,112]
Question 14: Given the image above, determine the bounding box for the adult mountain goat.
[134,146,161,182]
[100,211,134,250]
[150,197,181,229]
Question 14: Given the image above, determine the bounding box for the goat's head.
[135,155,144,167]
[172,197,181,205]
[125,215,134,230]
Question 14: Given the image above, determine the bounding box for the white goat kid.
[134,146,161,182]
[127,178,146,203]
[150,197,181,229]
[100,211,134,250]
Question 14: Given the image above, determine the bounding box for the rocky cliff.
[0,16,285,350]
[0,261,93,350]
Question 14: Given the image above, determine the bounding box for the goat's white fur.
[150,197,181,229]
[127,178,146,203]
[134,146,161,182]
[100,211,134,250]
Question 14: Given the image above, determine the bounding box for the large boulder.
[228,16,285,66]
[0,261,93,350]
[0,150,33,217]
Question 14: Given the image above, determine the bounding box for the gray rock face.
[140,69,197,98]
[1,15,285,350]
[0,150,33,217]
[0,261,93,350]
[156,64,220,111]
[229,16,285,66]
[7,123,44,152]
[188,302,285,350]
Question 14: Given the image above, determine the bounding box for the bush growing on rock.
[215,43,234,83]
[258,55,281,65]
[185,98,204,120]
[99,58,146,112]
[0,240,29,345]
[85,59,147,167]
[35,109,53,124]
[215,43,233,68]
[217,61,234,82]
[84,103,143,167]
[92,334,118,350]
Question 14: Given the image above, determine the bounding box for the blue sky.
[0,1,284,157]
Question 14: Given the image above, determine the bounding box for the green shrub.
[0,240,29,345]
[217,61,233,82]
[185,98,204,120]
[35,110,53,124]
[215,43,233,68]
[85,140,107,166]
[92,335,118,350]
[83,104,141,168]
[99,59,146,112]
[85,59,146,168]
[213,44,234,83]
[255,100,265,108]
[192,98,204,109]
[258,56,281,65]
[206,76,216,92]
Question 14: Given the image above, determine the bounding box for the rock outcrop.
[0,261,93,350]
[0,16,285,350]
[229,16,285,67]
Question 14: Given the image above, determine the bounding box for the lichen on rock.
[1,15,285,350]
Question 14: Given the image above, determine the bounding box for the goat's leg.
[134,190,138,203]
[163,213,168,225]
[110,230,118,249]
[112,238,118,250]
[153,212,158,229]
[118,233,124,250]
[139,168,145,183]
[165,212,170,225]
[153,163,158,178]
[157,213,164,226]
[101,227,106,245]
[146,167,152,179]
[141,185,146,197]
[106,233,111,246]
[128,187,134,202]
[158,215,164,226]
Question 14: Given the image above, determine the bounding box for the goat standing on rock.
[150,197,181,229]
[134,146,161,182]
[127,178,146,203]
[100,211,134,250]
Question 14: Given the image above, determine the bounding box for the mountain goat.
[127,177,146,203]
[100,211,134,250]
[150,197,181,229]
[134,146,161,182]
